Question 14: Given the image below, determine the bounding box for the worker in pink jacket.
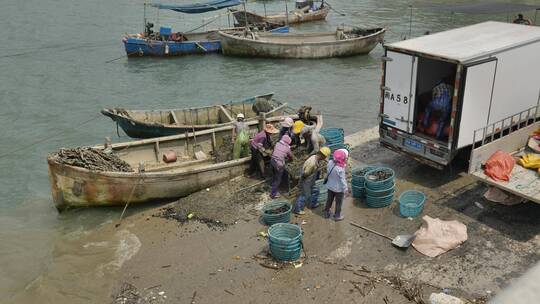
[270,134,294,199]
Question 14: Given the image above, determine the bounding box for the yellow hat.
[319,147,331,158]
[292,121,304,134]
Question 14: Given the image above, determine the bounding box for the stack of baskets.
[364,167,395,208]
[261,200,292,225]
[351,166,376,198]
[320,128,348,159]
[268,223,303,261]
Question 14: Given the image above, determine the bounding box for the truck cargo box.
[379,21,540,168]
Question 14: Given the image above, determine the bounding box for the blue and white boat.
[123,0,288,57]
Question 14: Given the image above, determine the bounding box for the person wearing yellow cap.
[290,120,304,147]
[294,146,331,215]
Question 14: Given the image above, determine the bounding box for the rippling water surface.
[0,0,537,301]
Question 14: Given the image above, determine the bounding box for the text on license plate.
[404,138,422,151]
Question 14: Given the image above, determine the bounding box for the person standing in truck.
[423,78,453,139]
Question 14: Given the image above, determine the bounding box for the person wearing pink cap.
[270,134,294,199]
[323,149,349,221]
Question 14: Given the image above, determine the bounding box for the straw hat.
[281,117,294,128]
[264,124,279,134]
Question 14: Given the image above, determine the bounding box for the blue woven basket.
[352,166,377,187]
[262,200,292,225]
[399,190,426,217]
[365,167,395,190]
[268,223,302,261]
[365,182,395,197]
[365,192,394,208]
[351,184,364,198]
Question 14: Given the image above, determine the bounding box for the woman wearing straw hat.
[249,123,279,178]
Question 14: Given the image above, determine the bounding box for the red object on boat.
[163,151,177,163]
[484,150,515,182]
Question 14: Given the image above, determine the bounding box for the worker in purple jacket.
[250,124,279,178]
[270,134,294,199]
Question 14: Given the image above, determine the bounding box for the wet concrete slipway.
[2,0,540,303]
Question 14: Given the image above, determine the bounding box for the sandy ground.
[104,127,540,304]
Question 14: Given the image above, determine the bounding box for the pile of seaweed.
[52,147,133,172]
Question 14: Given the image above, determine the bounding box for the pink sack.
[484,150,515,182]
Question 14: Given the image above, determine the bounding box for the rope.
[0,114,101,160]
[323,2,346,16]
[115,178,143,227]
[105,50,142,63]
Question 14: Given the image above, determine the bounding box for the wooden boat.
[47,115,323,211]
[101,93,289,139]
[230,5,330,26]
[219,27,386,59]
[124,0,288,57]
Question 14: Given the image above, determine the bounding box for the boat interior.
[118,94,281,127]
[235,27,384,42]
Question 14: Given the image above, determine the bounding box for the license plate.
[404,138,422,151]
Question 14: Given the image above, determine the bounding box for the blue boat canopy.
[151,0,241,14]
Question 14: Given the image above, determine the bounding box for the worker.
[294,147,331,215]
[270,134,294,199]
[232,113,250,159]
[279,117,294,140]
[323,149,349,221]
[423,78,453,139]
[291,120,304,146]
[299,124,326,153]
[250,123,278,178]
[513,14,532,25]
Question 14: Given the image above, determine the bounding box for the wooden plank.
[471,167,540,204]
[144,158,211,172]
[469,122,540,173]
[218,105,234,122]
[170,111,179,124]
[154,141,160,162]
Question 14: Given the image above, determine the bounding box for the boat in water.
[218,27,386,59]
[101,93,290,138]
[123,0,288,57]
[47,114,322,211]
[230,1,330,26]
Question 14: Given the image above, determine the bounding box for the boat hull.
[123,37,221,57]
[48,156,249,211]
[232,6,329,26]
[218,28,386,59]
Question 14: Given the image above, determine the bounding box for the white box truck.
[378,21,540,169]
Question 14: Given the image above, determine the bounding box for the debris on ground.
[429,293,464,304]
[155,176,270,229]
[253,249,305,270]
[212,135,234,163]
[53,147,133,172]
[111,282,140,304]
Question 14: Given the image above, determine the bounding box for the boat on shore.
[101,93,289,138]
[230,5,329,26]
[218,27,386,59]
[47,115,323,211]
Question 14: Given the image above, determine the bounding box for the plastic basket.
[268,223,303,261]
[365,167,395,190]
[262,200,292,225]
[399,190,426,217]
[365,182,395,197]
[351,185,364,198]
[365,192,394,208]
[351,166,376,187]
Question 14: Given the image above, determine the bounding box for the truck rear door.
[382,50,418,133]
[457,59,497,148]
